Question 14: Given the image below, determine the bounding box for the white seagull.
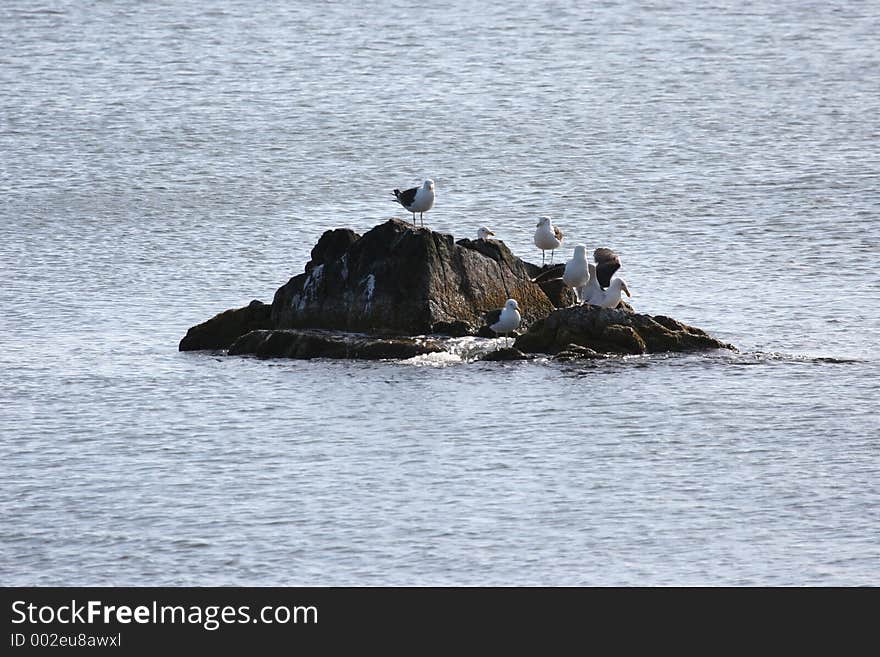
[563,245,590,304]
[488,299,521,347]
[392,179,435,227]
[582,263,603,305]
[592,278,631,308]
[534,216,564,265]
[530,245,625,307]
[477,226,495,240]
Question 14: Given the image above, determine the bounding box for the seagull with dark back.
[532,246,626,307]
[592,247,621,288]
[392,179,435,227]
[486,299,521,347]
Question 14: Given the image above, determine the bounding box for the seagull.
[562,245,590,304]
[582,263,603,305]
[392,179,435,227]
[477,226,495,240]
[580,246,620,303]
[592,278,631,308]
[593,247,621,288]
[487,299,521,347]
[534,216,564,265]
[531,245,624,306]
[529,245,587,296]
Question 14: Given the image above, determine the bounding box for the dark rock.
[228,329,445,360]
[524,263,578,308]
[271,218,556,335]
[178,300,272,351]
[430,320,473,337]
[553,344,604,361]
[537,278,577,308]
[479,347,533,361]
[513,306,735,355]
[181,221,731,362]
[305,228,360,273]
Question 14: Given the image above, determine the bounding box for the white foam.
[399,350,464,367]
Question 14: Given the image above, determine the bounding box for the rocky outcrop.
[228,329,444,360]
[178,300,272,351]
[180,220,734,360]
[514,306,735,355]
[271,219,556,335]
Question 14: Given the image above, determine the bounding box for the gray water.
[1,0,878,586]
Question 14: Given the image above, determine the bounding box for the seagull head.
[536,216,551,228]
[505,299,520,311]
[477,226,495,239]
[573,245,587,260]
[611,279,631,297]
[423,179,435,190]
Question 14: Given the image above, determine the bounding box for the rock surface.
[514,306,735,355]
[180,220,734,359]
[178,300,272,351]
[479,347,534,361]
[553,344,605,361]
[271,219,556,335]
[228,329,444,360]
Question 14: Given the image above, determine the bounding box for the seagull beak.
[488,230,495,236]
[622,283,631,297]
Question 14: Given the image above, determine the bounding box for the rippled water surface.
[2,0,878,585]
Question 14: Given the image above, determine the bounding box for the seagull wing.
[483,308,502,326]
[392,186,418,208]
[530,263,566,283]
[593,247,621,288]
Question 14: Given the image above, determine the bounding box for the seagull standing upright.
[534,216,564,265]
[392,179,435,227]
[562,246,590,304]
[582,263,602,305]
[488,299,521,347]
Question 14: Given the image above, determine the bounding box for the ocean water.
[1,0,878,585]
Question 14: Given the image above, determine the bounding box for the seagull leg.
[541,250,545,265]
[420,213,424,227]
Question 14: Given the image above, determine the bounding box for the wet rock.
[514,306,734,355]
[305,228,360,273]
[479,347,533,361]
[181,221,730,362]
[228,329,445,360]
[553,344,604,361]
[271,219,557,335]
[524,263,578,308]
[178,300,272,351]
[430,320,473,337]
